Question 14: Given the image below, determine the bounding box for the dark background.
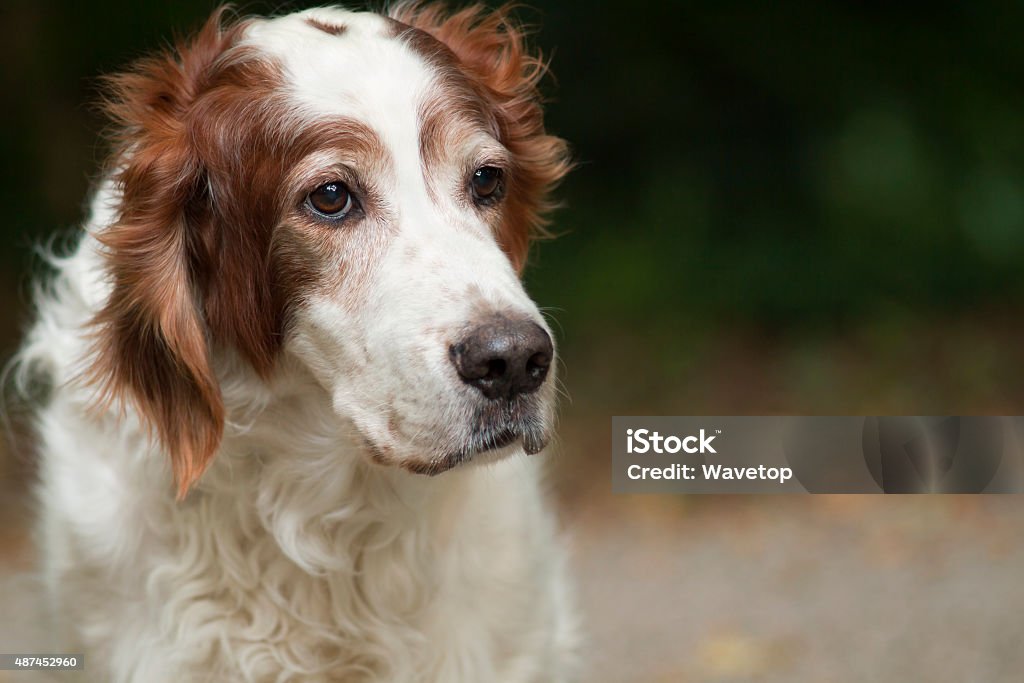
[2,1,1024,419]
[2,2,1024,680]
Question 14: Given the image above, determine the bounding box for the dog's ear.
[89,8,244,499]
[391,2,571,271]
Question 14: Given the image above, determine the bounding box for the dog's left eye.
[307,181,354,219]
[470,166,504,202]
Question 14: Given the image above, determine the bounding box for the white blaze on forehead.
[246,9,438,192]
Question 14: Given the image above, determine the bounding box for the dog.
[16,4,575,681]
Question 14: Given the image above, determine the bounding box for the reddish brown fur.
[390,3,571,271]
[306,17,347,35]
[273,119,393,304]
[92,8,257,498]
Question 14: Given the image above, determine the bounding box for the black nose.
[449,315,553,400]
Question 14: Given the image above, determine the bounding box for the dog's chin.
[400,430,550,476]
[354,391,553,476]
[371,417,549,476]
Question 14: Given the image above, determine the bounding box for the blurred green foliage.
[1,0,1022,361]
[531,1,1024,336]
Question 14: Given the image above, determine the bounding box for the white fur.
[20,8,576,682]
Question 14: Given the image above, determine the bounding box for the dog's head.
[89,4,569,497]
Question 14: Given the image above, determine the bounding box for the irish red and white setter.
[18,4,575,681]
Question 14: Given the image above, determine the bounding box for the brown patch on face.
[306,17,346,36]
[416,92,503,210]
[392,23,498,184]
[90,7,390,497]
[388,4,571,272]
[272,118,392,304]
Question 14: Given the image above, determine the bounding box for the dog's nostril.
[525,353,551,383]
[450,315,553,400]
[527,352,550,375]
[486,358,507,380]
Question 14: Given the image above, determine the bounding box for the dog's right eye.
[307,181,354,219]
[470,166,504,203]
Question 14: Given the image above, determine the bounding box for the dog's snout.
[450,316,553,400]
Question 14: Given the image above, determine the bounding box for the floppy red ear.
[89,9,244,498]
[390,2,571,271]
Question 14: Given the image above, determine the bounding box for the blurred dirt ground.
[559,486,1024,681]
[3,319,1024,682]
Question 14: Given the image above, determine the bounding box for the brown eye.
[307,181,354,218]
[470,166,503,202]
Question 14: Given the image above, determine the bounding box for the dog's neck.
[194,349,473,574]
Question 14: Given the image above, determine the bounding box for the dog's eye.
[470,166,503,202]
[307,181,354,219]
